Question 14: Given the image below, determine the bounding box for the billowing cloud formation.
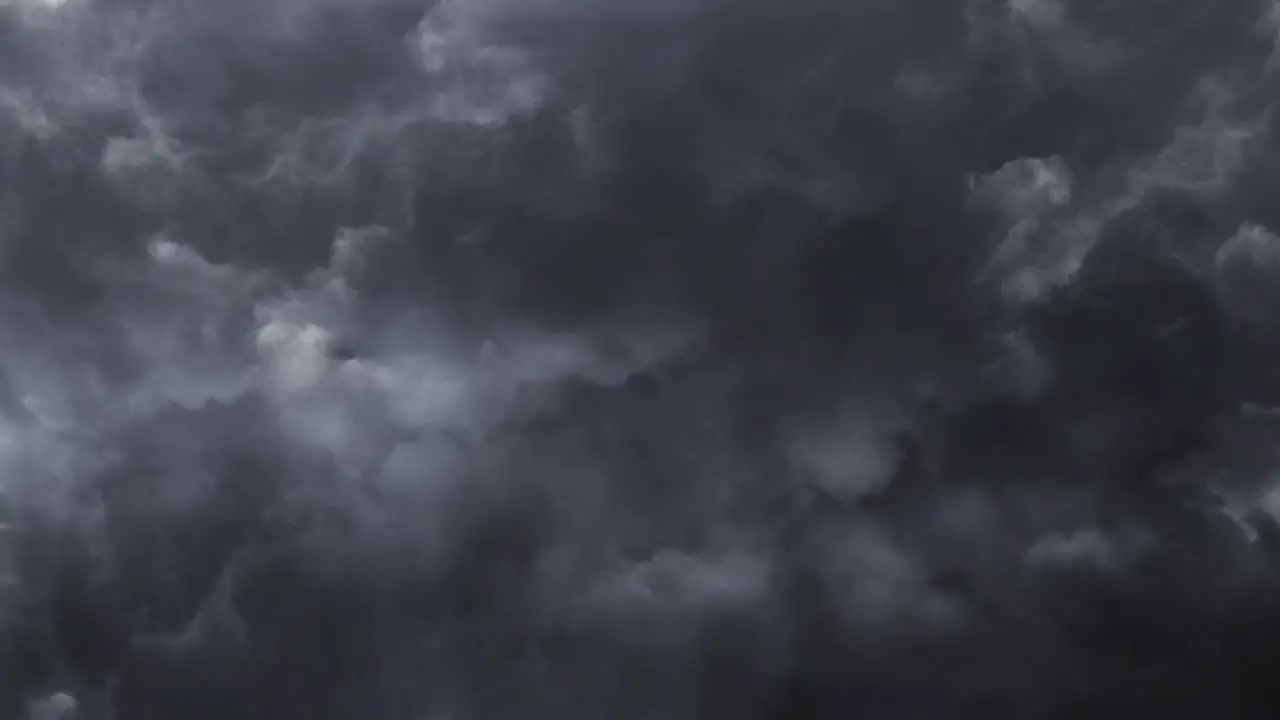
[4,0,1280,718]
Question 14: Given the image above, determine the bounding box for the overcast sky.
[4,0,1280,718]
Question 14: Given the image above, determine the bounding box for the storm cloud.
[3,0,1280,717]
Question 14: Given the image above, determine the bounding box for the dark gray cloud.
[3,0,1280,717]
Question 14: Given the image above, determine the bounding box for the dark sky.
[5,0,1280,718]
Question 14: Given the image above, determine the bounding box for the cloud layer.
[4,0,1280,717]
